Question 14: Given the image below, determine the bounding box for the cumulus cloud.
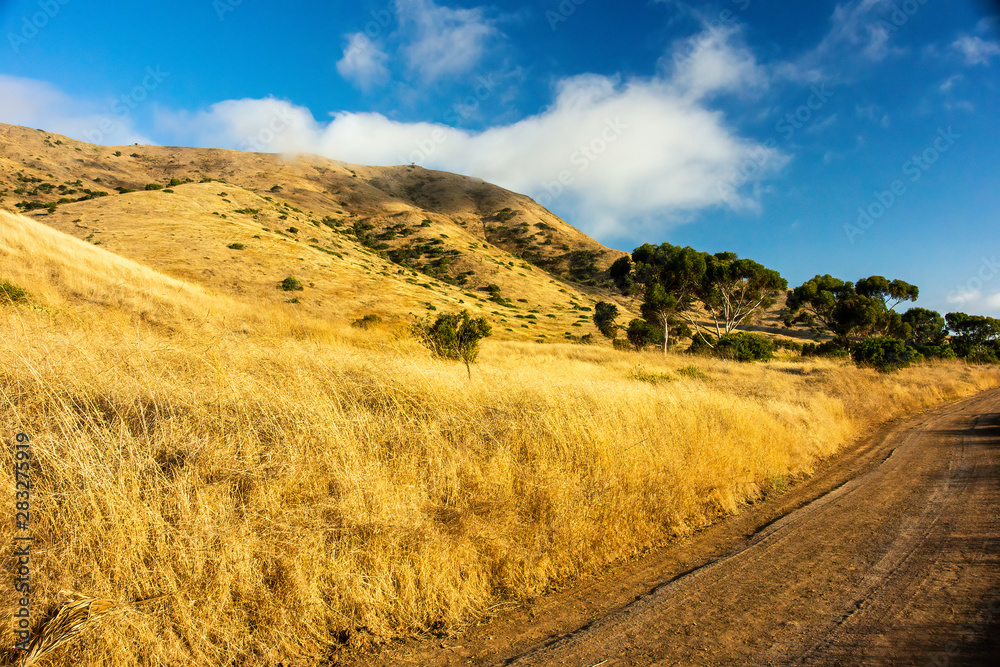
[664,25,768,99]
[396,0,499,82]
[148,28,783,238]
[336,33,391,91]
[952,35,1000,65]
[2,25,785,239]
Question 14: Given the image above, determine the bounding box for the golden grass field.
[2,209,998,666]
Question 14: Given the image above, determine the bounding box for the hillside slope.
[0,123,631,340]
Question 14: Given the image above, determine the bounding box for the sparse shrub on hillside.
[802,340,850,358]
[113,151,122,157]
[162,189,174,193]
[412,310,492,378]
[352,314,383,329]
[169,178,182,186]
[851,336,918,372]
[227,243,245,250]
[279,276,304,292]
[287,227,299,234]
[631,366,676,385]
[144,183,163,190]
[0,280,29,304]
[920,344,957,360]
[677,365,710,380]
[715,332,775,362]
[773,339,804,353]
[686,333,717,356]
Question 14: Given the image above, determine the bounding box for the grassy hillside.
[0,123,631,341]
[2,209,998,666]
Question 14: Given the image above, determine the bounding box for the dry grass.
[1,211,998,665]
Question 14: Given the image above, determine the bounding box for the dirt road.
[351,388,1000,666]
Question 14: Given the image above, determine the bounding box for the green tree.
[631,242,785,347]
[626,318,662,351]
[413,310,493,378]
[901,307,947,350]
[946,312,1000,363]
[640,283,685,352]
[785,275,918,344]
[701,253,788,335]
[609,256,634,293]
[592,301,621,340]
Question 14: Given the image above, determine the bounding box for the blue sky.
[1,0,998,317]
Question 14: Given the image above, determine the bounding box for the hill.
[0,123,631,341]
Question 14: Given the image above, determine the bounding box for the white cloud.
[782,0,905,82]
[939,74,961,92]
[664,25,768,99]
[0,74,153,145]
[2,26,786,239]
[397,0,499,82]
[149,38,784,238]
[821,0,902,62]
[952,35,1000,65]
[946,288,1000,317]
[337,33,391,91]
[948,288,981,305]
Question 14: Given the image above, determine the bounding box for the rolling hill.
[0,123,633,341]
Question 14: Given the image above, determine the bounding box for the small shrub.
[279,276,304,292]
[113,151,122,157]
[287,227,299,234]
[227,243,245,250]
[144,183,163,191]
[676,365,709,380]
[631,366,676,385]
[715,332,775,362]
[851,337,917,373]
[919,344,957,360]
[802,340,850,358]
[412,310,492,378]
[351,314,383,329]
[0,280,29,304]
[169,178,182,186]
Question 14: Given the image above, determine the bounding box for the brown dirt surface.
[341,388,1000,666]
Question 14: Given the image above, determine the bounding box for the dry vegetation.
[2,210,998,666]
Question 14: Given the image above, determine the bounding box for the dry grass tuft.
[19,593,124,667]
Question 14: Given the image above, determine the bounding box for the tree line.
[593,242,1000,371]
